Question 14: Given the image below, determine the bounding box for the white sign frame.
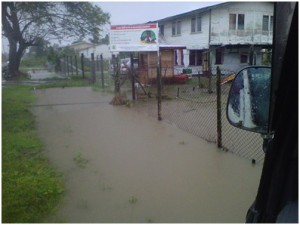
[110,23,159,52]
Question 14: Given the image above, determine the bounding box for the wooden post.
[66,56,70,76]
[157,51,162,121]
[208,50,213,94]
[100,54,104,88]
[63,56,67,75]
[197,71,201,89]
[81,53,85,79]
[70,56,74,76]
[114,54,120,94]
[130,53,136,100]
[75,55,78,76]
[216,66,222,148]
[91,53,96,83]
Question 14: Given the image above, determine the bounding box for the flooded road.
[33,87,263,223]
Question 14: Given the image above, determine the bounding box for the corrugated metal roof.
[155,2,229,23]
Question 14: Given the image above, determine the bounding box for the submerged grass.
[2,86,64,223]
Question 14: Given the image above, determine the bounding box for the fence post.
[81,53,85,79]
[75,55,78,76]
[91,53,96,83]
[70,56,73,76]
[66,56,70,76]
[157,51,162,121]
[216,66,222,148]
[62,57,66,75]
[97,55,100,72]
[100,54,104,88]
[114,54,120,94]
[197,71,201,89]
[130,53,136,100]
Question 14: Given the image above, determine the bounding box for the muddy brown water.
[33,87,262,223]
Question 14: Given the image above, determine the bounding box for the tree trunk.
[8,39,27,77]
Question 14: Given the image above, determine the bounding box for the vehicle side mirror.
[226,66,271,134]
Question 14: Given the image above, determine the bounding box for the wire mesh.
[83,59,265,164]
[130,71,265,164]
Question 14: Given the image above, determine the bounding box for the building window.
[191,15,202,33]
[175,49,184,65]
[229,14,236,30]
[263,15,273,31]
[240,54,248,64]
[189,50,202,66]
[172,20,181,36]
[215,48,224,65]
[177,21,181,35]
[229,13,245,30]
[159,24,164,36]
[172,22,176,36]
[270,16,273,31]
[191,17,196,33]
[237,14,244,30]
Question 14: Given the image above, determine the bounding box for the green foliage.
[20,56,48,69]
[129,195,138,205]
[2,2,110,76]
[2,86,64,223]
[28,37,50,57]
[73,152,89,168]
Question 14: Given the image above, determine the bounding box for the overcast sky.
[96,1,223,32]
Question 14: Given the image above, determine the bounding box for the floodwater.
[33,87,263,223]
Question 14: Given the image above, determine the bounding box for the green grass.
[73,152,89,168]
[2,86,64,223]
[36,80,91,89]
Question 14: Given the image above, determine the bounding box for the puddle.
[33,87,263,223]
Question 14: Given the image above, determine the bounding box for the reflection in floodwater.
[34,87,263,223]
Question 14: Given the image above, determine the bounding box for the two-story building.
[155,2,273,76]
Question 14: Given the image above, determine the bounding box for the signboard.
[110,23,159,52]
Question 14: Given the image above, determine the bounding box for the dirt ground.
[33,87,262,223]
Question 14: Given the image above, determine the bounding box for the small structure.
[67,41,94,52]
[137,44,186,84]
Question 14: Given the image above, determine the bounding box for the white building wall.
[158,2,273,74]
[79,44,111,59]
[210,2,273,45]
[160,11,210,50]
[210,46,266,74]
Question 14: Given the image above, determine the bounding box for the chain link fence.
[129,67,265,164]
[60,54,115,88]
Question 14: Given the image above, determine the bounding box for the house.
[67,41,111,59]
[78,44,111,60]
[155,2,273,75]
[68,41,94,52]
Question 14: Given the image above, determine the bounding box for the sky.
[96,1,223,33]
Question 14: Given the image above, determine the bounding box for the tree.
[2,2,110,77]
[28,37,49,57]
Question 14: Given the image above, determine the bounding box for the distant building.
[67,41,94,52]
[78,44,111,60]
